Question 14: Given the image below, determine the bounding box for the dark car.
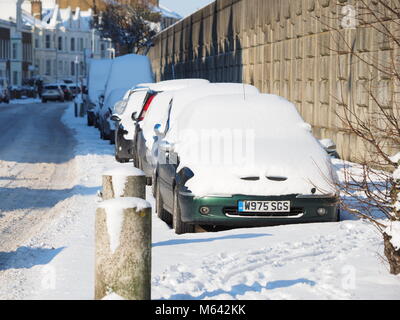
[154,94,340,234]
[111,87,150,163]
[99,88,129,143]
[41,85,65,103]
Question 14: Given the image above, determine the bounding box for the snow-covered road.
[0,102,399,300]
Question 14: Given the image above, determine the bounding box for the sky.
[160,0,215,18]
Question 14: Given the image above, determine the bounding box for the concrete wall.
[148,0,399,162]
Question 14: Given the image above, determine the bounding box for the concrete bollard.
[95,165,151,300]
[95,198,151,300]
[102,166,146,200]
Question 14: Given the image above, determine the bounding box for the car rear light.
[139,94,157,121]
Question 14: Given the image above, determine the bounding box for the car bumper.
[178,193,339,227]
[43,95,62,100]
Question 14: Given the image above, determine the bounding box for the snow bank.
[166,94,336,197]
[102,292,126,300]
[99,197,151,253]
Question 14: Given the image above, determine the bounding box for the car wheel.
[42,99,47,103]
[173,186,194,234]
[115,154,128,163]
[109,130,115,145]
[156,179,172,225]
[87,115,94,126]
[100,126,105,140]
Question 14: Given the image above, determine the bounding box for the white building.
[0,0,113,85]
[22,0,113,83]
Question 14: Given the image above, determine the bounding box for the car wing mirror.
[154,123,164,136]
[131,111,138,121]
[319,139,336,152]
[111,114,121,122]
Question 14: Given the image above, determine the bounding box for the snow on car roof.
[147,79,210,92]
[88,59,113,103]
[165,94,336,197]
[141,83,259,151]
[103,88,130,112]
[104,54,154,100]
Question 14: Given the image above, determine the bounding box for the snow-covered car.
[111,79,210,163]
[135,82,259,179]
[41,84,65,103]
[86,59,113,127]
[99,87,130,142]
[154,94,340,234]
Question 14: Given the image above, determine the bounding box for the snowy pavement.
[0,102,399,299]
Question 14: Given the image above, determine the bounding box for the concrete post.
[95,166,151,300]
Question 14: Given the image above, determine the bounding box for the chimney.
[31,0,42,20]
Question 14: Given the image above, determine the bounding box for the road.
[0,102,77,297]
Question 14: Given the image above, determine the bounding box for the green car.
[154,94,340,234]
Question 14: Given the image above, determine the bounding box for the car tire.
[156,179,172,225]
[87,115,94,126]
[173,187,194,234]
[115,154,128,163]
[42,99,47,103]
[109,130,115,145]
[100,127,105,140]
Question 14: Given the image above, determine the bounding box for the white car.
[111,79,210,163]
[135,82,260,178]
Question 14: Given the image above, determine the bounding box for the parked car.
[135,83,259,179]
[99,87,129,142]
[99,54,154,142]
[154,94,340,234]
[86,59,113,127]
[67,83,80,97]
[58,83,73,101]
[41,84,65,102]
[111,79,210,163]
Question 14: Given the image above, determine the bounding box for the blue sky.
[160,0,215,18]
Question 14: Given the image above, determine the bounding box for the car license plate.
[238,200,291,213]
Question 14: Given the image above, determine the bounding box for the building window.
[12,43,17,59]
[70,38,75,51]
[71,61,75,76]
[58,60,63,74]
[45,35,51,49]
[35,38,39,48]
[46,60,51,76]
[58,36,62,51]
[13,71,18,85]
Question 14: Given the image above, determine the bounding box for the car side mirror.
[111,114,121,122]
[319,139,336,152]
[131,112,138,121]
[154,123,163,136]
